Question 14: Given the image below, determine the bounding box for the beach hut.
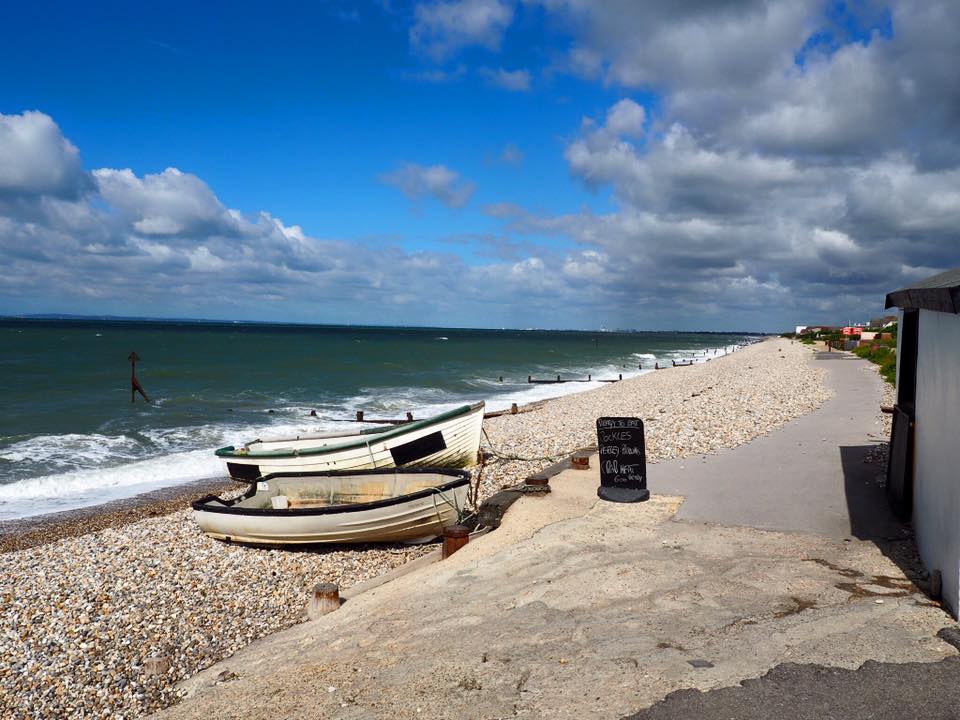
[885,267,960,617]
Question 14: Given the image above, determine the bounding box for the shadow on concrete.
[622,657,960,720]
[839,445,927,588]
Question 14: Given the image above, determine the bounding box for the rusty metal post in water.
[128,352,150,403]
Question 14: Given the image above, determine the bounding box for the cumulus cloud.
[0,111,89,200]
[6,1,960,330]
[0,113,468,323]
[479,67,531,91]
[2,113,589,327]
[534,0,813,92]
[410,0,513,60]
[94,168,245,240]
[379,163,476,208]
[401,0,960,325]
[464,0,960,325]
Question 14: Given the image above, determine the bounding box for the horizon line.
[0,313,769,336]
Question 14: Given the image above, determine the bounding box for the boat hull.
[192,468,471,545]
[217,403,484,481]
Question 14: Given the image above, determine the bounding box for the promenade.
[153,349,958,720]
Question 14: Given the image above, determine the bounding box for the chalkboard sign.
[596,417,649,503]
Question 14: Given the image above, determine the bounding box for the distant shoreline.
[0,314,770,336]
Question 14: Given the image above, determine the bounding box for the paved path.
[625,656,960,720]
[650,351,902,540]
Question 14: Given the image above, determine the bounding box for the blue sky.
[1,1,611,251]
[1,0,959,330]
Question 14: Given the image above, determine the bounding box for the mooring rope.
[480,427,578,464]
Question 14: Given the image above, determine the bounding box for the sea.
[0,319,758,520]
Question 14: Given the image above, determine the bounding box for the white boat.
[215,402,485,481]
[191,468,471,545]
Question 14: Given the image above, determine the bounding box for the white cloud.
[0,114,562,326]
[479,67,532,91]
[534,0,812,91]
[410,0,514,60]
[379,163,476,208]
[399,65,467,83]
[94,167,246,240]
[500,142,524,165]
[0,111,88,199]
[605,99,645,138]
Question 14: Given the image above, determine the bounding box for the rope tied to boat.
[480,427,578,464]
[430,485,473,526]
[514,483,551,494]
[364,438,377,468]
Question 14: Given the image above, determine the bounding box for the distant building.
[885,268,960,617]
[795,325,808,335]
[869,314,899,328]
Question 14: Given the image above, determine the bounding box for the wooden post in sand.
[128,352,150,403]
[307,583,340,619]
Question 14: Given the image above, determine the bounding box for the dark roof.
[885,267,960,314]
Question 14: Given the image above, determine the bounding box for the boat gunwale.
[191,467,472,517]
[214,402,484,459]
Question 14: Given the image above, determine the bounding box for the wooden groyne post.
[307,583,340,619]
[128,352,150,403]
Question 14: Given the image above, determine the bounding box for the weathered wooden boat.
[216,402,484,481]
[191,467,471,545]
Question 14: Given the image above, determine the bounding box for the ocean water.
[0,319,756,519]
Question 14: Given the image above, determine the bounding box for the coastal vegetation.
[853,332,898,385]
[782,323,899,385]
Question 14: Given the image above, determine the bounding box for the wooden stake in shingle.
[307,583,340,619]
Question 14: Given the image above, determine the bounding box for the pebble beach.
[0,338,832,719]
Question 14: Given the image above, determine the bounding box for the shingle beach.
[0,338,832,719]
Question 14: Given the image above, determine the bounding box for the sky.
[1,0,958,332]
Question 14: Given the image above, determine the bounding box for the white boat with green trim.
[215,402,484,481]
[192,467,471,545]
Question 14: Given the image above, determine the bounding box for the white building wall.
[895,309,903,390]
[913,309,960,616]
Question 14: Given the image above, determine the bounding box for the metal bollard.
[442,525,470,559]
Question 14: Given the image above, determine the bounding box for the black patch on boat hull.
[390,431,447,466]
[227,462,262,482]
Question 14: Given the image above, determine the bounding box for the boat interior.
[230,471,465,510]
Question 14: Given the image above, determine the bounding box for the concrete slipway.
[152,352,959,720]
